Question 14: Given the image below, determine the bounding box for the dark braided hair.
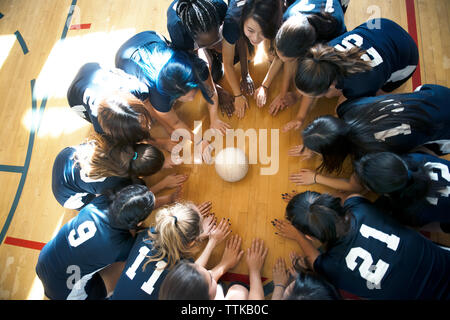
[176,0,222,38]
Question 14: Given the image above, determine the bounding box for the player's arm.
[273,219,320,271]
[222,39,248,119]
[290,171,364,192]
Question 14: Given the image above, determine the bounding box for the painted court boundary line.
[0,0,78,245]
[405,0,422,89]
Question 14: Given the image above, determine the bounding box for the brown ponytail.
[295,43,372,96]
[75,134,164,180]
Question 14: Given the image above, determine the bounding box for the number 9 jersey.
[313,196,450,299]
[35,196,135,300]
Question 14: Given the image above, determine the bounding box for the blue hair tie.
[172,215,178,225]
[133,152,138,160]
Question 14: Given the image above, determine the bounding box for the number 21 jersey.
[314,196,450,299]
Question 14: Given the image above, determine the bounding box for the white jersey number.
[291,0,335,13]
[345,224,400,287]
[334,34,383,67]
[425,162,450,205]
[125,246,168,295]
[68,221,97,247]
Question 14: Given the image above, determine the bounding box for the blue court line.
[0,0,77,245]
[14,30,29,55]
[0,80,39,244]
[0,165,24,173]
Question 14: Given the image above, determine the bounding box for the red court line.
[405,0,422,89]
[69,23,91,30]
[3,236,46,251]
[221,272,267,285]
[3,237,267,284]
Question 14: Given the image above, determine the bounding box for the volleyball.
[214,147,249,182]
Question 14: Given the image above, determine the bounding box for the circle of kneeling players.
[36,0,450,300]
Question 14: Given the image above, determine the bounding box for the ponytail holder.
[172,215,178,225]
[133,152,138,160]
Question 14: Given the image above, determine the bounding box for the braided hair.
[176,0,222,37]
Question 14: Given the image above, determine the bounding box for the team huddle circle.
[36,0,450,302]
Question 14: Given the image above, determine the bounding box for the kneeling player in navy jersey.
[67,63,176,151]
[36,184,156,300]
[283,18,419,132]
[111,202,231,299]
[167,0,235,117]
[263,0,348,114]
[288,84,450,192]
[271,256,342,300]
[354,152,450,233]
[273,191,450,299]
[115,30,231,160]
[222,0,283,119]
[159,236,268,300]
[52,134,186,210]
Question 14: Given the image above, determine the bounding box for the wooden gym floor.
[0,0,449,300]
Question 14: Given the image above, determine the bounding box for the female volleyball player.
[115,30,230,161]
[159,236,268,300]
[52,134,186,210]
[36,184,155,300]
[288,84,450,193]
[111,202,231,299]
[273,191,450,299]
[167,0,235,117]
[283,18,419,132]
[222,0,283,119]
[259,0,347,115]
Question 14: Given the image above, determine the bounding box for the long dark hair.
[285,191,352,251]
[240,0,283,55]
[354,152,448,226]
[176,0,223,38]
[287,267,342,300]
[108,184,155,230]
[276,12,342,58]
[74,134,164,180]
[136,42,214,105]
[295,43,372,96]
[97,92,152,145]
[302,96,436,173]
[159,260,210,300]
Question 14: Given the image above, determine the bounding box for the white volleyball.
[214,147,249,182]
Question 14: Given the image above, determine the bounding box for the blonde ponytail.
[144,202,201,270]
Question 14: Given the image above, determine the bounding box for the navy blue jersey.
[338,84,450,155]
[115,31,209,113]
[167,0,228,51]
[52,145,133,210]
[283,0,347,35]
[67,63,149,133]
[111,228,169,300]
[382,152,450,227]
[223,0,246,45]
[328,18,419,100]
[35,196,136,300]
[314,196,450,299]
